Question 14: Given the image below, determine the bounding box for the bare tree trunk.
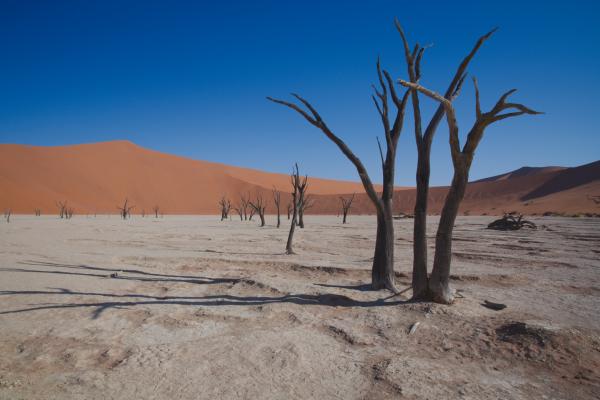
[412,155,431,298]
[276,207,281,227]
[272,188,281,228]
[219,196,231,221]
[240,194,249,220]
[118,199,134,220]
[394,21,498,300]
[371,201,395,289]
[286,205,298,254]
[286,164,306,254]
[400,73,541,304]
[57,201,67,219]
[428,170,467,303]
[340,193,355,224]
[268,39,411,291]
[234,206,243,220]
[249,194,267,227]
[297,194,312,229]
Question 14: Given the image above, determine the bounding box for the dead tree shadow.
[10,261,238,285]
[0,260,408,319]
[197,249,284,256]
[315,283,373,292]
[0,289,407,319]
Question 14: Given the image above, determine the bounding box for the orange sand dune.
[0,141,598,216]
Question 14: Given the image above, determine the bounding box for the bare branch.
[491,88,518,113]
[268,94,382,210]
[473,77,482,118]
[376,136,385,169]
[398,79,461,162]
[394,18,413,65]
[422,27,498,143]
[266,96,317,126]
[398,80,451,108]
[451,73,467,100]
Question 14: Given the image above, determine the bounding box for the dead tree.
[233,204,244,220]
[219,196,231,221]
[57,201,67,219]
[340,193,355,224]
[235,194,250,220]
[4,209,11,223]
[34,208,41,216]
[272,187,282,228]
[286,164,307,254]
[399,76,541,303]
[248,207,256,221]
[487,213,536,230]
[153,205,160,218]
[141,209,146,218]
[117,198,135,220]
[587,195,600,205]
[395,20,499,300]
[298,194,313,228]
[286,202,292,220]
[66,208,74,219]
[249,194,267,227]
[268,55,410,291]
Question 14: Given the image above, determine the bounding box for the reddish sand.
[0,141,598,215]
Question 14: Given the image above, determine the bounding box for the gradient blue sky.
[1,0,598,185]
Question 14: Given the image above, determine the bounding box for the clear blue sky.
[1,0,598,185]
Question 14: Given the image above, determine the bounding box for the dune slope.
[0,141,598,215]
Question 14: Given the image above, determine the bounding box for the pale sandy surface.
[1,215,599,399]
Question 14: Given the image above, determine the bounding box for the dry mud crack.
[1,215,599,399]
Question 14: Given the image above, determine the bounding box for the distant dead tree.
[56,201,67,219]
[117,199,135,220]
[153,205,160,218]
[487,213,536,231]
[340,193,355,224]
[249,194,267,227]
[588,195,600,205]
[272,187,281,228]
[399,74,541,303]
[233,204,244,220]
[219,196,232,221]
[248,207,256,221]
[4,209,11,223]
[297,194,314,229]
[34,208,41,216]
[395,20,499,301]
[238,193,250,220]
[286,164,307,254]
[66,208,74,219]
[268,53,410,291]
[141,209,146,218]
[286,202,292,220]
